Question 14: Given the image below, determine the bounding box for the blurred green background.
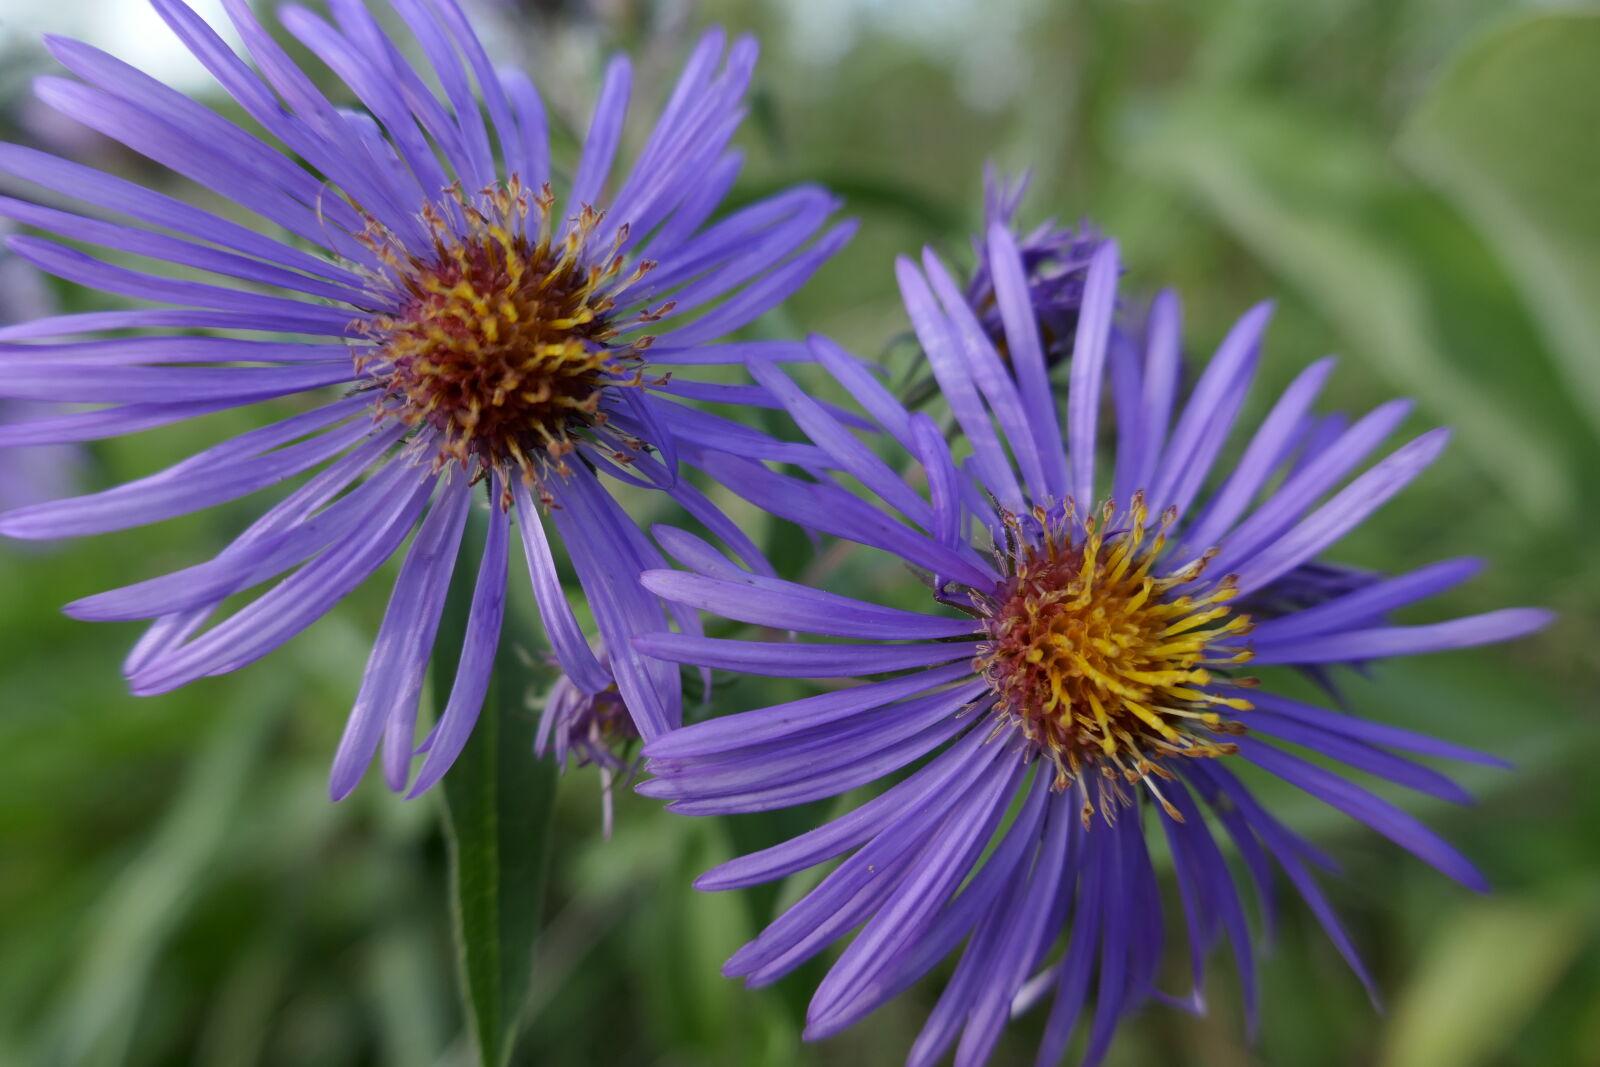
[1,0,1597,1064]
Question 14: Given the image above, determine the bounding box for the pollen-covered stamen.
[974,491,1255,825]
[353,179,660,493]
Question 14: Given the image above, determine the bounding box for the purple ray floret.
[636,223,1550,1065]
[0,0,851,798]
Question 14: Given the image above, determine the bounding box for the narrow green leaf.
[1399,11,1600,444]
[437,504,557,1067]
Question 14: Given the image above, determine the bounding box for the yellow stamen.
[974,496,1254,823]
[352,178,653,495]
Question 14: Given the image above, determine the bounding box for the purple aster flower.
[964,165,1101,370]
[536,643,638,837]
[0,0,850,798]
[632,226,1551,1064]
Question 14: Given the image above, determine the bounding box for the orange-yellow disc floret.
[353,179,668,499]
[975,492,1255,825]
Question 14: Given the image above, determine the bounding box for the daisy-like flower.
[0,0,850,798]
[633,225,1551,1064]
[536,644,639,837]
[963,166,1100,370]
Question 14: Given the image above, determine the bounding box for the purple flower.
[536,643,639,837]
[964,165,1101,370]
[633,227,1551,1063]
[0,0,850,799]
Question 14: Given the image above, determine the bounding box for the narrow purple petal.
[641,569,979,641]
[0,401,371,539]
[1238,737,1487,890]
[1233,428,1451,595]
[1149,302,1271,517]
[565,56,631,222]
[1066,241,1120,507]
[1251,558,1485,643]
[325,477,470,797]
[646,662,974,759]
[0,360,352,404]
[987,222,1070,497]
[1252,608,1552,663]
[511,478,609,694]
[1248,691,1507,766]
[407,491,510,797]
[1213,399,1416,577]
[128,467,434,695]
[635,632,976,677]
[1181,357,1334,551]
[1131,289,1181,495]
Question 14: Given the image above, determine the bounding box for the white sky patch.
[776,0,1046,112]
[0,0,242,93]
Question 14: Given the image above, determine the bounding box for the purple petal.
[640,569,979,641]
[635,631,976,677]
[1131,289,1181,494]
[646,661,975,759]
[987,222,1070,497]
[1213,399,1416,577]
[1247,691,1506,766]
[1181,357,1334,551]
[899,253,1022,509]
[1066,241,1120,507]
[1233,428,1450,595]
[1149,302,1271,517]
[129,467,434,695]
[0,360,352,404]
[407,490,510,797]
[0,399,372,539]
[1251,558,1485,643]
[1237,737,1487,891]
[511,478,609,694]
[1252,608,1552,664]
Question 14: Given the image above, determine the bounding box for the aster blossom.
[963,166,1101,370]
[0,0,849,798]
[536,644,639,837]
[634,223,1551,1064]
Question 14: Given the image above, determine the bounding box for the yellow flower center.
[354,180,665,497]
[975,492,1255,824]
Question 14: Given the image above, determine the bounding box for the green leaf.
[1399,11,1600,444]
[1378,898,1586,1067]
[437,504,558,1067]
[1133,93,1572,521]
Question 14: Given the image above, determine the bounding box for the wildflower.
[0,1,848,798]
[964,165,1101,369]
[635,226,1549,1064]
[536,644,639,837]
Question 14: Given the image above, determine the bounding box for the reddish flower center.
[355,181,659,495]
[975,493,1255,823]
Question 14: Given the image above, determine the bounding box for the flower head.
[0,1,848,798]
[536,644,640,837]
[635,225,1549,1064]
[964,166,1102,369]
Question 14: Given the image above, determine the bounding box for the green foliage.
[1399,10,1600,448]
[437,510,558,1067]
